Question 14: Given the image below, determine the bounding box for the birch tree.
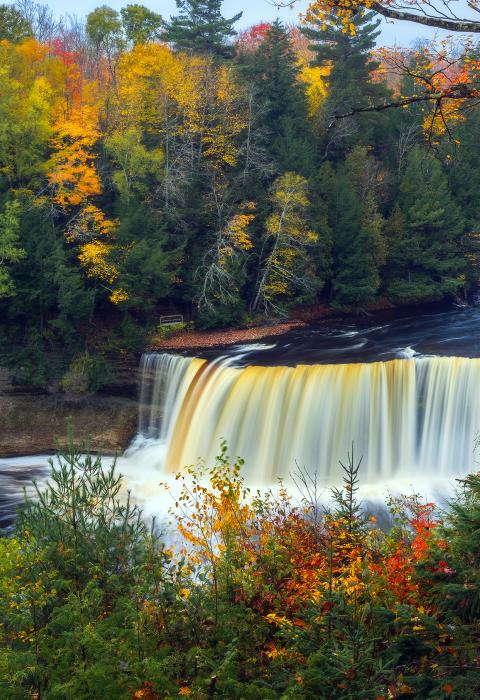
[253,172,318,314]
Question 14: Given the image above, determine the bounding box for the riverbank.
[150,318,310,350]
[0,394,137,457]
[148,296,408,351]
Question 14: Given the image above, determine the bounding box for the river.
[2,302,480,527]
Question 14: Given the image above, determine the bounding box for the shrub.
[155,320,192,341]
[61,353,112,395]
[1,442,479,698]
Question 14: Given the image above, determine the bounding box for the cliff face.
[0,394,138,457]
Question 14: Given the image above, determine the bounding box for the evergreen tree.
[0,201,93,385]
[385,147,465,303]
[321,150,383,308]
[0,4,32,42]
[115,205,180,314]
[0,200,25,298]
[448,112,480,289]
[449,112,480,229]
[163,0,242,57]
[330,179,380,308]
[105,128,181,315]
[303,10,390,155]
[244,20,313,175]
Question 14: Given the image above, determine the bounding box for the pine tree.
[115,205,180,314]
[331,191,380,308]
[163,0,242,57]
[385,147,465,304]
[303,10,390,155]
[0,4,32,42]
[321,151,382,309]
[0,200,25,298]
[449,111,480,230]
[0,201,93,385]
[448,111,480,289]
[244,20,313,175]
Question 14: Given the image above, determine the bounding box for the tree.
[252,172,319,314]
[120,3,163,45]
[86,5,123,53]
[48,104,127,305]
[195,201,255,324]
[0,4,32,42]
[105,127,164,201]
[0,198,93,385]
[331,181,380,309]
[0,39,56,190]
[115,206,179,313]
[14,0,58,43]
[0,200,25,297]
[297,0,480,127]
[448,111,480,287]
[47,104,101,209]
[243,20,313,175]
[303,9,390,155]
[304,0,480,33]
[163,0,242,58]
[385,146,465,303]
[105,130,180,312]
[86,4,124,82]
[321,151,383,308]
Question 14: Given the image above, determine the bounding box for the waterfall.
[138,353,194,441]
[129,352,480,484]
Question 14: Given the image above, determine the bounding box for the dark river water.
[211,302,480,366]
[0,457,48,530]
[2,302,480,529]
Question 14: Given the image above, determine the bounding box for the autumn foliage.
[3,4,480,392]
[1,442,479,698]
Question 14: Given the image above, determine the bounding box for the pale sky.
[34,0,479,47]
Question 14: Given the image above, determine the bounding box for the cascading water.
[127,352,480,485]
[137,353,194,442]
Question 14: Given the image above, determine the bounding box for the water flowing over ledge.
[128,352,480,485]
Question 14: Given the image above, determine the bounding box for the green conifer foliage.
[0,200,25,298]
[0,4,32,42]
[163,0,242,57]
[303,10,390,155]
[246,20,313,175]
[386,147,465,303]
[322,150,383,308]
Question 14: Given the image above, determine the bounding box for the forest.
[1,0,480,390]
[2,1,480,697]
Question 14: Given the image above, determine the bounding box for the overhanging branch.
[370,2,480,32]
[330,86,479,124]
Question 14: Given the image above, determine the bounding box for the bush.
[61,353,112,395]
[155,320,188,340]
[1,442,479,698]
[194,299,246,329]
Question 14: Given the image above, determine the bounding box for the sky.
[34,0,478,47]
